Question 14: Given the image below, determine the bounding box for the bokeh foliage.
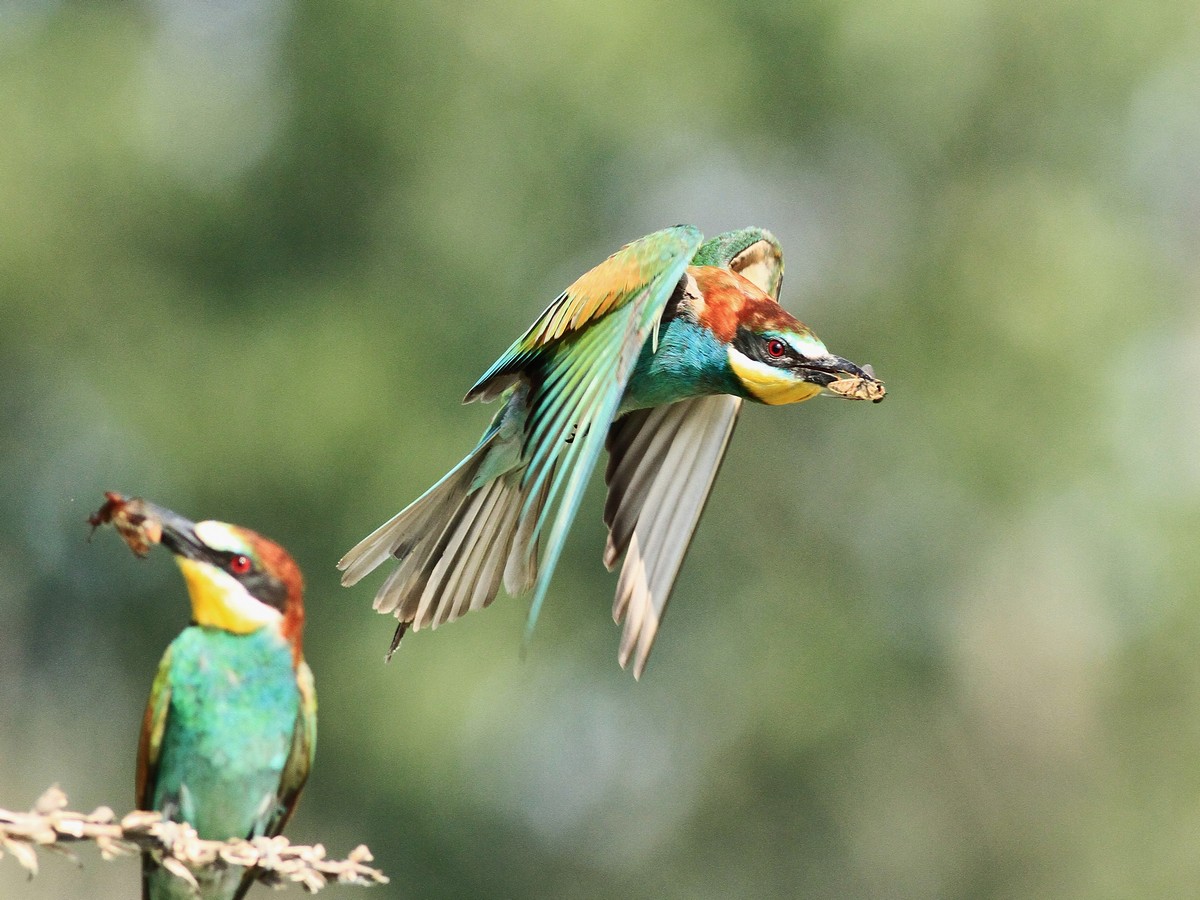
[3,1,1199,897]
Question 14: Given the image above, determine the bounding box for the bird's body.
[341,226,884,677]
[142,625,311,900]
[95,496,316,900]
[147,628,302,840]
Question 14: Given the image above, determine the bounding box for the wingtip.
[616,646,647,680]
[519,614,537,662]
[337,539,381,585]
[602,542,620,572]
[632,652,649,680]
[338,556,368,586]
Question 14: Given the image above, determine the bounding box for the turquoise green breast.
[154,626,299,841]
[621,319,740,412]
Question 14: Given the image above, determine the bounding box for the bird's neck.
[621,318,741,412]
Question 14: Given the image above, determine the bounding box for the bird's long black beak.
[797,355,886,402]
[796,354,870,386]
[142,502,207,561]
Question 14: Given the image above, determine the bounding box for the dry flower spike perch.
[0,786,388,894]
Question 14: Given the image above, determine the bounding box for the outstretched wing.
[604,394,742,677]
[469,225,704,644]
[602,228,784,677]
[465,225,704,403]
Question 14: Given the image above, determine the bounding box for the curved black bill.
[140,502,206,561]
[796,354,872,386]
[797,356,886,403]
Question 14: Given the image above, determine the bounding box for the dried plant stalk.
[0,787,388,893]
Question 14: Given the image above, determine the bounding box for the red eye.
[766,338,786,359]
[229,555,252,575]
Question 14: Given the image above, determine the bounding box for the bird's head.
[688,266,883,405]
[127,500,306,657]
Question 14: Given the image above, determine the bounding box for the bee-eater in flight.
[339,225,884,678]
[92,494,316,899]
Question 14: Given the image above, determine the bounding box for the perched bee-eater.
[340,225,884,678]
[92,494,316,900]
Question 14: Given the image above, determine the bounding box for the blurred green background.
[3,1,1199,897]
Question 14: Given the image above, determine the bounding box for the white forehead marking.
[788,334,829,359]
[195,520,249,554]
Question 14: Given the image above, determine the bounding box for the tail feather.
[503,473,546,596]
[457,481,518,615]
[415,482,493,628]
[340,430,554,647]
[423,477,519,628]
[353,477,478,616]
[338,441,489,592]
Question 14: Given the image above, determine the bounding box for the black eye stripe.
[242,571,288,611]
[206,550,288,611]
[733,327,798,366]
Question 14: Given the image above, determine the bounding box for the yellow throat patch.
[176,557,281,634]
[728,349,824,406]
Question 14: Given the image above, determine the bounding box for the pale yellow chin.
[728,350,824,406]
[176,558,282,634]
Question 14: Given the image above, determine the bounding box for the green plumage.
[150,627,302,836]
[89,495,316,900]
[142,627,316,900]
[623,319,739,410]
[341,225,882,676]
